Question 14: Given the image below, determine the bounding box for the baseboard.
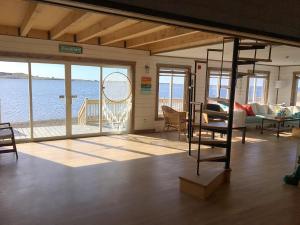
[132,129,156,134]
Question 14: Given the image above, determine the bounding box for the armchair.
[161,106,187,140]
[0,123,18,159]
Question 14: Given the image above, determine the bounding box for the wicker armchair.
[161,106,187,140]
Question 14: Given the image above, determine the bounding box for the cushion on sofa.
[249,103,258,115]
[268,104,291,115]
[234,102,255,116]
[256,104,269,115]
[234,102,244,111]
[243,104,255,116]
[293,106,300,114]
[218,103,229,112]
[285,107,293,117]
[268,104,278,114]
[268,105,293,117]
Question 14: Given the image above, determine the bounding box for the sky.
[0,61,128,81]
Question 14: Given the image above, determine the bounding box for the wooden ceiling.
[0,0,224,54]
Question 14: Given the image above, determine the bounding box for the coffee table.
[260,116,300,138]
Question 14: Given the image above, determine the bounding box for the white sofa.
[246,103,300,126]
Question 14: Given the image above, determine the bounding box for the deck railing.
[158,98,184,115]
[78,98,183,126]
[78,98,100,125]
[78,98,131,130]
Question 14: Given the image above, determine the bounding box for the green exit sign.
[59,44,83,54]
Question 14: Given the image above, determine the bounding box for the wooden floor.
[0,130,299,225]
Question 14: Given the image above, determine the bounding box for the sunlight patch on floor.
[17,134,191,168]
[77,136,188,156]
[16,132,267,168]
[19,142,111,167]
[232,136,268,143]
[271,132,292,138]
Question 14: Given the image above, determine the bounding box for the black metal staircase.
[187,37,273,175]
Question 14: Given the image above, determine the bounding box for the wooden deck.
[14,125,126,139]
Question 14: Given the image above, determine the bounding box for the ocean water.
[159,83,184,98]
[0,78,182,123]
[0,79,130,123]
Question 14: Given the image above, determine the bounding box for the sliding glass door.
[0,61,30,139]
[102,67,132,133]
[31,63,66,138]
[71,65,101,135]
[71,65,132,135]
[0,59,132,141]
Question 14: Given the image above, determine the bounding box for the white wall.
[277,66,300,105]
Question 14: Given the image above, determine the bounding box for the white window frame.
[207,69,231,100]
[156,64,190,119]
[247,72,269,104]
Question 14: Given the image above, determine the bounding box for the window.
[207,70,230,100]
[157,65,189,118]
[292,73,300,106]
[247,72,269,104]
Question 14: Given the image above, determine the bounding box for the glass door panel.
[71,65,101,135]
[31,63,66,138]
[158,76,172,116]
[102,67,132,133]
[172,76,185,111]
[0,61,30,139]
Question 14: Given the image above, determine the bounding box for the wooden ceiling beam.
[100,22,168,46]
[20,2,42,36]
[77,16,138,43]
[146,32,224,54]
[126,27,198,48]
[51,11,90,40]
